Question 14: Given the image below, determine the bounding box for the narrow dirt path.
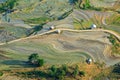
[0,28,120,46]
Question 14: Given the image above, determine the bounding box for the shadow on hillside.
[2,60,35,68]
[68,0,73,4]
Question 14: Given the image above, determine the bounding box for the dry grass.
[0,63,109,80]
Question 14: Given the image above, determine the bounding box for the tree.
[28,53,39,65]
[61,64,68,73]
[49,65,66,79]
[50,65,57,73]
[56,68,66,80]
[49,65,57,77]
[73,65,79,77]
[37,59,44,67]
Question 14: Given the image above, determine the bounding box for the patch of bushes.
[113,63,120,74]
[18,64,85,80]
[0,0,18,13]
[0,72,3,76]
[82,0,91,10]
[112,17,120,26]
[107,34,120,55]
[82,3,102,11]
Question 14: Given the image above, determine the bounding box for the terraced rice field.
[0,30,120,70]
[10,0,72,20]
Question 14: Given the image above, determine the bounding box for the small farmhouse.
[86,58,92,64]
[91,24,97,29]
[49,25,55,30]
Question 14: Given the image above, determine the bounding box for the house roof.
[0,0,7,3]
[91,24,97,28]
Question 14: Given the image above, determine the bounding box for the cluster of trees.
[28,53,44,67]
[27,53,85,79]
[20,64,85,80]
[49,65,68,79]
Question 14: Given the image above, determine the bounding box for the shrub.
[61,64,68,73]
[0,72,3,76]
[28,53,39,64]
[72,65,79,77]
[79,71,85,76]
[49,65,57,77]
[37,59,44,67]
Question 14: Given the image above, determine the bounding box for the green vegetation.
[79,71,85,76]
[0,24,34,43]
[58,9,73,20]
[28,53,39,64]
[0,0,18,13]
[73,0,102,11]
[0,71,3,76]
[112,17,120,25]
[17,64,85,80]
[28,53,44,67]
[108,34,120,55]
[33,25,43,32]
[82,0,91,9]
[108,63,120,79]
[82,0,102,11]
[37,59,44,67]
[104,25,120,34]
[112,64,120,74]
[73,65,79,77]
[73,19,92,30]
[94,63,120,80]
[107,14,120,26]
[106,13,120,27]
[24,17,52,24]
[49,65,66,80]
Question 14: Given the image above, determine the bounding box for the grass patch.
[23,17,52,24]
[106,14,120,26]
[73,19,92,30]
[0,42,91,70]
[4,26,30,38]
[104,25,120,34]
